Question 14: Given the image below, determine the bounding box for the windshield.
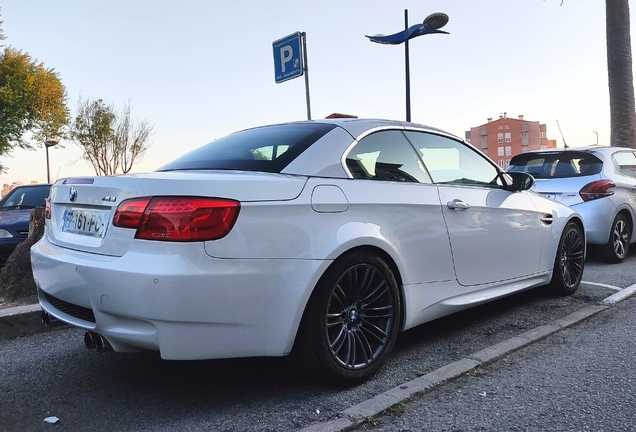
[507,151,602,179]
[157,123,337,173]
[0,185,50,210]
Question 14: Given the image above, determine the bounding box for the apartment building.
[465,113,557,169]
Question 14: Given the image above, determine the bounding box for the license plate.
[61,208,111,238]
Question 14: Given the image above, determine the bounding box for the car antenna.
[556,119,569,149]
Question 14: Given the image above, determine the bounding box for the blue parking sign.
[273,32,303,84]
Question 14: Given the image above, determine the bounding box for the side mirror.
[502,171,534,191]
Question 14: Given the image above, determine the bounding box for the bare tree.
[113,101,153,174]
[71,97,154,176]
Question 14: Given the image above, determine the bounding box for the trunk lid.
[531,174,602,206]
[45,171,308,257]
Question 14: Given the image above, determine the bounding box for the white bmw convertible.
[31,117,585,385]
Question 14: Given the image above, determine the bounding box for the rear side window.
[157,123,337,173]
[508,152,602,179]
[345,130,432,183]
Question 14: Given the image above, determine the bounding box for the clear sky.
[0,0,626,185]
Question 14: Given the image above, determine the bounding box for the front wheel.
[297,251,401,386]
[600,214,631,263]
[550,222,585,295]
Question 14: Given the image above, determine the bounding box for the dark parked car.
[0,184,51,267]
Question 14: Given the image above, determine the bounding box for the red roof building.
[465,113,557,169]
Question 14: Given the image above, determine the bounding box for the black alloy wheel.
[297,251,401,385]
[550,222,585,295]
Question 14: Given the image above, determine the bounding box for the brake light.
[112,198,152,228]
[113,197,240,241]
[579,180,615,202]
[325,113,358,119]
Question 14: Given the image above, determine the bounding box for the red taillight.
[112,197,152,228]
[579,180,615,202]
[113,197,240,241]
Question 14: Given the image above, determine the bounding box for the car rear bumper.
[31,237,330,360]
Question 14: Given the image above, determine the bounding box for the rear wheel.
[297,251,401,386]
[600,214,631,263]
[550,222,585,295]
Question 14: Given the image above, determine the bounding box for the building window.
[498,146,504,156]
[497,133,504,143]
[540,132,546,138]
[504,132,511,143]
[540,145,548,149]
[505,146,512,156]
[480,136,488,149]
[497,159,510,169]
[521,132,528,138]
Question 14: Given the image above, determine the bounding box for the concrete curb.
[0,303,67,340]
[299,285,636,432]
[0,304,44,340]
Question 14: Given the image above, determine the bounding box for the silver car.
[508,146,636,263]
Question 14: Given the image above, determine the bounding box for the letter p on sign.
[280,46,293,72]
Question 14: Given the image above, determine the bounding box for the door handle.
[447,199,470,211]
[540,213,554,225]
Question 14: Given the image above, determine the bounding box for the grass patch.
[383,402,406,417]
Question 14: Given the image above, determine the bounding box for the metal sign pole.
[301,32,312,120]
[404,9,411,122]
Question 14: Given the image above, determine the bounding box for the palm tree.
[606,0,636,148]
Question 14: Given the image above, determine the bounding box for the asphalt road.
[0,249,635,432]
[350,294,636,432]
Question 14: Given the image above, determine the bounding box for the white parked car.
[31,118,585,385]
[508,146,636,263]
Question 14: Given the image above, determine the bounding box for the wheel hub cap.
[348,308,358,321]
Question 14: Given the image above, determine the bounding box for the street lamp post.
[593,131,599,146]
[44,139,59,183]
[367,10,449,122]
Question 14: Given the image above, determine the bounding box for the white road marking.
[582,281,622,291]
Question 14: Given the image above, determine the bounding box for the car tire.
[550,222,585,295]
[600,214,631,264]
[297,251,401,386]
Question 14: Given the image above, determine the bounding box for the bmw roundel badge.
[69,187,77,202]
